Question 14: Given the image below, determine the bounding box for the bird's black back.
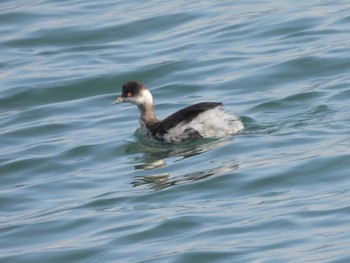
[147,102,222,137]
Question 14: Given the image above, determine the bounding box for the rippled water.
[1,0,350,262]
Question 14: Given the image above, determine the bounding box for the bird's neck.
[138,103,159,125]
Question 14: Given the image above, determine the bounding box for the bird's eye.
[127,92,132,97]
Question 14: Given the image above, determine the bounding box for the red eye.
[127,92,132,97]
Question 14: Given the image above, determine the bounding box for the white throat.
[126,89,153,106]
[133,89,158,124]
[140,89,153,106]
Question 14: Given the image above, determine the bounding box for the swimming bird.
[112,81,244,142]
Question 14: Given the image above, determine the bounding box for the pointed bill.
[112,97,125,105]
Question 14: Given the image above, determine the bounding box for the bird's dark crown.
[122,81,145,98]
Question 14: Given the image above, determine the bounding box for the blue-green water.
[1,0,350,262]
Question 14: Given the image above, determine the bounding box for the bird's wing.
[152,102,222,135]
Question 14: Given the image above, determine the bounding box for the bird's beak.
[112,97,125,105]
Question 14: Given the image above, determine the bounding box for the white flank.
[163,106,244,142]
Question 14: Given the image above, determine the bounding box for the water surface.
[1,0,350,262]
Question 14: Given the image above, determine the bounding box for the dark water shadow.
[131,162,239,191]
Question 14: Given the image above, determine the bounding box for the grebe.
[112,81,244,142]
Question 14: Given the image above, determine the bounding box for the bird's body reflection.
[122,131,240,190]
